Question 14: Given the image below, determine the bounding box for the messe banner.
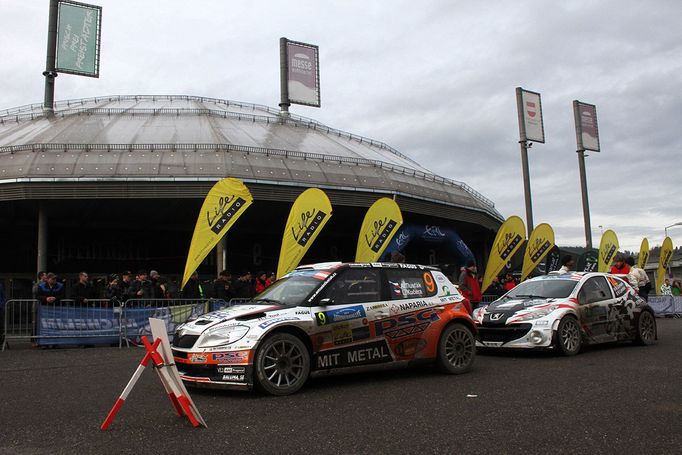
[182,178,253,289]
[573,101,600,152]
[355,198,403,263]
[521,223,555,281]
[277,188,332,278]
[578,249,599,272]
[482,216,526,293]
[657,237,673,295]
[36,302,207,346]
[56,0,102,77]
[283,39,321,107]
[516,88,545,143]
[598,229,619,273]
[638,238,650,269]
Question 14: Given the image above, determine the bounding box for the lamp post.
[664,222,682,238]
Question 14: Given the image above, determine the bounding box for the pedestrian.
[149,270,165,299]
[119,271,134,301]
[502,272,516,292]
[37,273,65,305]
[488,276,504,298]
[458,260,481,314]
[672,280,682,296]
[255,271,268,294]
[610,254,631,275]
[71,271,99,306]
[105,274,123,304]
[129,270,154,302]
[182,271,204,299]
[211,270,233,301]
[660,279,672,296]
[232,271,254,299]
[32,271,48,300]
[625,256,650,301]
[389,250,406,263]
[558,255,575,274]
[267,272,276,287]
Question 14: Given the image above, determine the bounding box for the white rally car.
[172,262,476,395]
[473,272,657,355]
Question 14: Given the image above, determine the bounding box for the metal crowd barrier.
[1,297,240,351]
[648,296,682,318]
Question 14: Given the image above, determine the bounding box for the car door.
[577,276,617,343]
[605,276,638,337]
[379,267,440,360]
[309,268,392,370]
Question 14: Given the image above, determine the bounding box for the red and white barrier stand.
[101,318,207,430]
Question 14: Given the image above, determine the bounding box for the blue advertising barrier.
[648,296,682,317]
[37,304,121,346]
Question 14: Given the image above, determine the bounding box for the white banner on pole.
[516,88,545,143]
[573,101,600,152]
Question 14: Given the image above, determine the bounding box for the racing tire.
[254,332,310,396]
[436,323,475,374]
[634,311,656,346]
[554,316,582,356]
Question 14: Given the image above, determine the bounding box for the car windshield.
[505,279,578,299]
[253,274,324,307]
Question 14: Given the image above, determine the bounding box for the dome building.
[0,95,502,292]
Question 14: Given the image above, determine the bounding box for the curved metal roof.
[0,95,502,222]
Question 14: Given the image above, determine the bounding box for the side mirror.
[319,297,333,306]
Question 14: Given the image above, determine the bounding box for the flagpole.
[43,0,59,116]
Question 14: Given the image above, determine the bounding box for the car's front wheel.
[634,311,656,345]
[437,323,475,374]
[254,332,310,396]
[554,316,582,356]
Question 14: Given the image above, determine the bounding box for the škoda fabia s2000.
[473,272,657,355]
[172,262,476,395]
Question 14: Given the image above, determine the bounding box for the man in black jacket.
[128,270,154,304]
[71,271,99,306]
[211,270,234,301]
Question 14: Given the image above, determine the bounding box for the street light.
[598,225,604,235]
[664,222,682,237]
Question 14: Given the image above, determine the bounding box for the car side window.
[384,269,437,299]
[578,277,612,304]
[318,269,382,304]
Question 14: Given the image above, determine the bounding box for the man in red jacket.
[458,260,482,314]
[610,254,631,275]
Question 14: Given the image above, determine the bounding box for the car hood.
[482,298,556,325]
[181,304,282,333]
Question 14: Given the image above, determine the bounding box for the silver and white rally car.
[172,262,476,395]
[473,272,657,355]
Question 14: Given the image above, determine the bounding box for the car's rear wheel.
[254,333,310,396]
[554,316,582,356]
[437,323,475,374]
[634,311,656,345]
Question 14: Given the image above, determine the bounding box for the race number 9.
[423,272,436,294]
[316,312,327,325]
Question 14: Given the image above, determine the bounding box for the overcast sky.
[2,0,681,251]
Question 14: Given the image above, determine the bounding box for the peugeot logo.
[490,313,504,321]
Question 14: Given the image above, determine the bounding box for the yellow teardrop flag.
[638,238,649,269]
[182,178,253,289]
[482,215,526,294]
[657,237,673,295]
[521,223,555,281]
[598,229,619,272]
[355,198,403,263]
[276,188,333,278]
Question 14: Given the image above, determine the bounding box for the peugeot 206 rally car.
[172,262,476,395]
[473,272,657,355]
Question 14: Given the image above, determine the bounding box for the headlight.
[198,324,250,348]
[515,305,558,322]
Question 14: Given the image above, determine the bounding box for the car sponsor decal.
[332,324,370,345]
[314,340,392,369]
[315,305,366,326]
[212,351,250,364]
[393,337,427,357]
[221,374,246,382]
[374,308,440,338]
[258,316,300,329]
[389,300,431,315]
[189,353,207,363]
[217,366,246,374]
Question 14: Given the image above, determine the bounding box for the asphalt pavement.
[1,319,680,454]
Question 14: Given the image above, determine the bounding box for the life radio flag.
[482,216,526,294]
[355,198,403,263]
[657,237,673,295]
[181,178,253,289]
[598,229,619,273]
[277,188,332,278]
[638,238,650,269]
[521,223,555,281]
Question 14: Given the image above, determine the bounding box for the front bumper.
[476,322,554,349]
[173,348,254,390]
